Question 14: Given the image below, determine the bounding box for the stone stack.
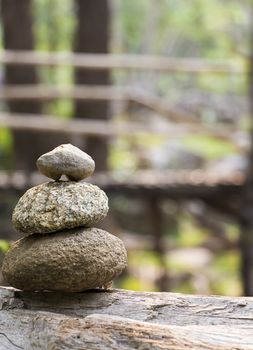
[2,144,127,292]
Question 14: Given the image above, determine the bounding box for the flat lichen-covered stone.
[2,227,127,292]
[12,181,109,234]
[36,144,95,181]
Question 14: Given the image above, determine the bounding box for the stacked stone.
[2,144,127,292]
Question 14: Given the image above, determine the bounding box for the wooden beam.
[0,169,242,219]
[0,112,201,137]
[0,112,239,141]
[0,85,126,101]
[130,89,199,124]
[0,85,245,140]
[0,112,145,137]
[1,284,253,326]
[0,310,253,350]
[1,287,253,349]
[1,85,201,125]
[0,169,243,210]
[0,50,245,73]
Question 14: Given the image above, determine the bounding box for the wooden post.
[1,0,41,171]
[1,0,68,171]
[148,197,169,291]
[73,0,110,171]
[239,21,253,296]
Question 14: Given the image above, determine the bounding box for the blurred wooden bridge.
[0,49,251,294]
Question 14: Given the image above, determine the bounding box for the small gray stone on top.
[12,181,109,234]
[36,144,95,181]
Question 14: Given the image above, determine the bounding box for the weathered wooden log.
[1,286,253,349]
[1,287,252,326]
[1,311,253,350]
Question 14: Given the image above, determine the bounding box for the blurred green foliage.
[0,128,13,169]
[211,250,241,295]
[117,0,250,57]
[0,239,10,253]
[115,213,241,296]
[33,0,75,51]
[33,0,75,117]
[183,135,236,159]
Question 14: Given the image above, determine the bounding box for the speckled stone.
[12,181,109,234]
[36,144,95,181]
[2,227,127,292]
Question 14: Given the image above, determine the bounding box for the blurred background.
[0,0,253,296]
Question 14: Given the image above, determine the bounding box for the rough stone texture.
[2,228,127,292]
[36,144,95,181]
[12,181,109,234]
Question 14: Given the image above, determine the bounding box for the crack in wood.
[0,332,23,349]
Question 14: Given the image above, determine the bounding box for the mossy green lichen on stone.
[12,181,109,234]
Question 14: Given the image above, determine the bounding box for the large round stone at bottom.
[2,228,127,292]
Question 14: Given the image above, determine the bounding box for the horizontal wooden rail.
[0,170,243,218]
[92,170,244,218]
[0,85,243,127]
[0,112,241,141]
[131,89,199,123]
[0,112,170,137]
[0,85,127,101]
[0,169,244,187]
[0,169,244,196]
[0,50,245,73]
[0,85,200,123]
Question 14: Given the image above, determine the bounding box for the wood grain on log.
[1,286,253,349]
[15,289,253,326]
[1,311,253,350]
